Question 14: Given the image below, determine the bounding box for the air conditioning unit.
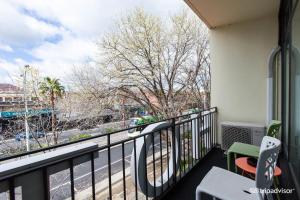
[221,121,266,151]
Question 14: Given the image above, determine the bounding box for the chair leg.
[195,187,204,200]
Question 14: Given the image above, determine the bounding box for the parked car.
[15,131,46,141]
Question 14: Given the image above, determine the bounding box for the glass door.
[290,0,300,185]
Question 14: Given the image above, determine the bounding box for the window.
[280,0,300,194]
[289,0,300,189]
[13,97,22,102]
[5,97,12,102]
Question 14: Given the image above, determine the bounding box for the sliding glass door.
[281,0,300,194]
[290,0,300,185]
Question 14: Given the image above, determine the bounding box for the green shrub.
[69,133,92,142]
[105,127,116,134]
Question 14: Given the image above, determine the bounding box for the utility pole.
[23,65,30,151]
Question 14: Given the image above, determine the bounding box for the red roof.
[0,84,21,92]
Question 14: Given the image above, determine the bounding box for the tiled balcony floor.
[162,147,298,200]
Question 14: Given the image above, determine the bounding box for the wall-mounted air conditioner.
[221,121,266,151]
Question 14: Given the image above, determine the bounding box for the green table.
[227,142,260,172]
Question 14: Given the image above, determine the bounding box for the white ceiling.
[184,0,280,29]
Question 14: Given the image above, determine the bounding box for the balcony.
[0,107,297,200]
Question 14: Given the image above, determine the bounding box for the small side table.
[235,157,281,177]
[227,142,260,172]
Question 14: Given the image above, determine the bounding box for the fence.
[0,107,217,200]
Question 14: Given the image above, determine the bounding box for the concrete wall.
[210,15,278,142]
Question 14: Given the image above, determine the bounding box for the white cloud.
[0,0,189,84]
[0,1,62,48]
[0,43,13,52]
[29,34,97,79]
[0,58,22,83]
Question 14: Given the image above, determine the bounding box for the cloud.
[0,1,62,48]
[0,58,22,82]
[29,34,97,79]
[0,43,13,52]
[0,0,189,84]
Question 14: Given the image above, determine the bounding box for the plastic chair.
[227,120,281,172]
[267,120,281,138]
[195,136,281,200]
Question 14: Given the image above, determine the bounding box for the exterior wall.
[210,15,278,142]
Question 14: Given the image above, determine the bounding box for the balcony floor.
[162,147,298,200]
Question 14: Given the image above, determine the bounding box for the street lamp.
[23,65,30,151]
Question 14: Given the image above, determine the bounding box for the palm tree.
[39,77,65,144]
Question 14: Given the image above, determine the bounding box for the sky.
[0,0,189,85]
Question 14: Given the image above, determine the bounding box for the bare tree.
[69,65,115,119]
[100,9,210,118]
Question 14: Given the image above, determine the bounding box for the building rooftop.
[0,83,21,93]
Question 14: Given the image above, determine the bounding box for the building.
[0,83,39,112]
[0,83,49,135]
[0,83,24,112]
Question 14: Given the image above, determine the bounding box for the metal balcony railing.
[0,107,218,200]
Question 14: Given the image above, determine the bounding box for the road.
[49,137,163,200]
[0,120,129,153]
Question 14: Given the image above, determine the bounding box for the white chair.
[195,136,281,200]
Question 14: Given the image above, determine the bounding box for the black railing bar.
[159,129,163,194]
[171,118,177,184]
[210,113,213,151]
[9,178,15,200]
[177,124,182,179]
[121,142,127,200]
[189,120,192,170]
[201,114,204,159]
[207,115,211,150]
[143,135,148,200]
[192,118,195,167]
[152,131,157,198]
[90,153,96,200]
[134,138,138,200]
[183,121,186,175]
[205,116,208,155]
[214,112,217,146]
[69,159,75,200]
[186,121,190,170]
[43,167,50,200]
[197,117,201,162]
[166,127,170,187]
[107,134,112,200]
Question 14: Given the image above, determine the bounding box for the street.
[49,137,164,200]
[0,120,130,155]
